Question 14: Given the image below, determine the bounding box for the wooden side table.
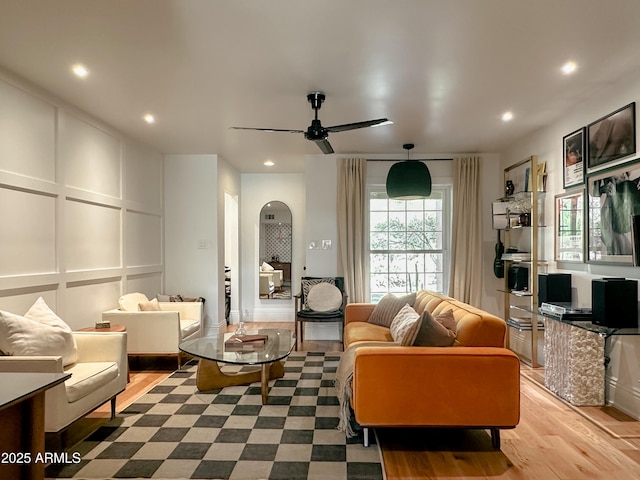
[78,324,126,333]
[77,325,129,381]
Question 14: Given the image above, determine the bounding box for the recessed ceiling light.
[501,111,514,122]
[264,160,275,166]
[143,114,155,124]
[562,61,578,75]
[71,64,89,78]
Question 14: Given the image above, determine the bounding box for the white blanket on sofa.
[335,341,397,438]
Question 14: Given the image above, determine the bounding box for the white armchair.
[259,273,275,297]
[102,293,202,367]
[0,331,127,434]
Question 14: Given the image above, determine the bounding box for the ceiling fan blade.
[229,126,304,133]
[325,118,390,133]
[314,138,334,154]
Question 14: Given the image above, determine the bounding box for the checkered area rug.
[46,352,383,480]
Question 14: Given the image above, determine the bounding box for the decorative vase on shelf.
[505,180,515,197]
[519,212,531,227]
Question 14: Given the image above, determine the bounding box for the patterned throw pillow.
[368,292,417,327]
[413,309,457,347]
[389,303,422,346]
[302,278,336,309]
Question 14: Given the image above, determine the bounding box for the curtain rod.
[366,158,453,162]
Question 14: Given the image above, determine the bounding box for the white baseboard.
[606,375,640,421]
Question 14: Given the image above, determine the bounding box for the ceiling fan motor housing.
[305,119,328,140]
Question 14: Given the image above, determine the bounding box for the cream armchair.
[0,331,127,434]
[102,293,202,367]
[259,262,283,290]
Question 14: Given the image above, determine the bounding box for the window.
[368,186,451,302]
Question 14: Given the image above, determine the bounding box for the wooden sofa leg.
[490,428,500,449]
[363,427,370,447]
[110,397,117,419]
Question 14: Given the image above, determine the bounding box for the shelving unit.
[498,155,546,367]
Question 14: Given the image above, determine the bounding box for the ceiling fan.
[230,92,391,154]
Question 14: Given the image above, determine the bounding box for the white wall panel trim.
[65,187,123,209]
[0,171,58,196]
[0,274,60,291]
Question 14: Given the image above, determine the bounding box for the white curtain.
[337,158,367,303]
[449,156,482,305]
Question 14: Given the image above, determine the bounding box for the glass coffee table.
[179,329,295,404]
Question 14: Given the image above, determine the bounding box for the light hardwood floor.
[94,323,640,480]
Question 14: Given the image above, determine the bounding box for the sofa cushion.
[368,292,417,327]
[64,361,119,403]
[414,309,457,347]
[180,319,201,338]
[139,298,161,311]
[344,322,393,346]
[119,292,149,311]
[0,305,78,367]
[389,304,422,346]
[307,283,343,312]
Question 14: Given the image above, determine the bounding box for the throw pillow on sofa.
[119,292,150,311]
[368,292,417,327]
[413,309,457,347]
[0,297,78,366]
[389,303,422,346]
[139,298,161,311]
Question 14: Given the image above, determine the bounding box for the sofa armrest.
[344,304,376,324]
[352,346,520,428]
[158,301,203,321]
[101,309,185,353]
[73,331,126,363]
[0,355,64,373]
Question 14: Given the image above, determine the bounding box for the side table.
[78,324,127,333]
[77,325,129,381]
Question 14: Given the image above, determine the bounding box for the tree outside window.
[369,187,450,302]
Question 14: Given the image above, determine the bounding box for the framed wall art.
[555,190,584,262]
[587,102,636,170]
[563,128,585,188]
[587,160,640,264]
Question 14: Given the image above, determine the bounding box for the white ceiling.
[2,0,640,173]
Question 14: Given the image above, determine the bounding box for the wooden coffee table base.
[195,359,285,404]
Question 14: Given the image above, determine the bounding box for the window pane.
[368,186,450,301]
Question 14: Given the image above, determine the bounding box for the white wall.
[164,154,240,336]
[240,173,305,322]
[500,69,640,419]
[0,69,163,328]
[301,153,502,339]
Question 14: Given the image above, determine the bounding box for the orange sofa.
[343,290,520,448]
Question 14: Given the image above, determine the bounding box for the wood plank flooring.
[89,323,640,479]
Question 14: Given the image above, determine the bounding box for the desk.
[541,314,640,406]
[0,372,70,480]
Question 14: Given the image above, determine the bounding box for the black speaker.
[592,278,638,328]
[632,214,640,266]
[538,273,572,306]
[508,266,528,291]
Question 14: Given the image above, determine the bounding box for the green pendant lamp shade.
[386,144,432,199]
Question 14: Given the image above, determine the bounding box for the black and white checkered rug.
[46,352,384,480]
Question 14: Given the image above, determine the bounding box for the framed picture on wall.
[587,102,636,170]
[555,190,584,262]
[563,128,585,188]
[586,159,640,264]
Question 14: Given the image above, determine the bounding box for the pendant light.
[386,143,432,199]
